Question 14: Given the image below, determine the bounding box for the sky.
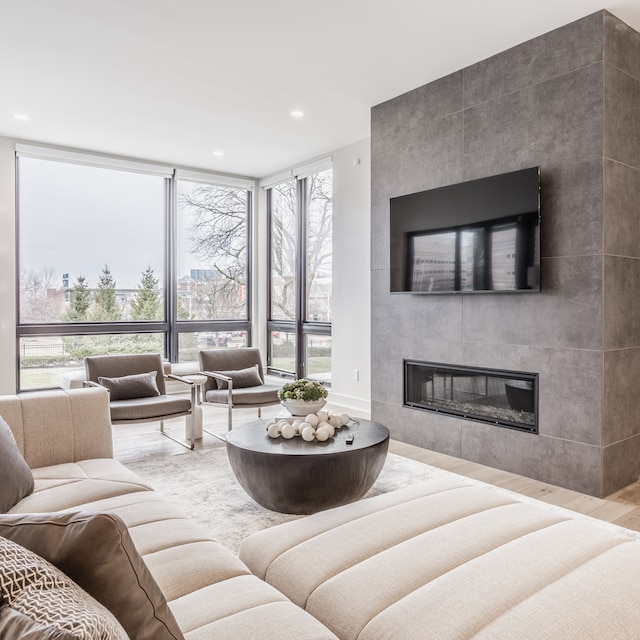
[19,157,207,290]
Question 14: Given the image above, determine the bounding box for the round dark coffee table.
[225,419,390,514]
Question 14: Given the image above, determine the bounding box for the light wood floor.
[112,402,640,534]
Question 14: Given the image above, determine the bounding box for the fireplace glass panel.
[404,360,537,433]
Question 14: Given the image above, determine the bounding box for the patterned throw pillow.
[0,511,185,640]
[0,537,128,640]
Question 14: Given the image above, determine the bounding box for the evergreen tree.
[91,264,121,321]
[130,266,163,320]
[64,275,91,321]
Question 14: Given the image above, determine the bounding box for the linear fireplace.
[404,360,538,433]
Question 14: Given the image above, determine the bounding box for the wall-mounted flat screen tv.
[390,167,541,294]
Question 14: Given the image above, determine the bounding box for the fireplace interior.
[404,360,538,433]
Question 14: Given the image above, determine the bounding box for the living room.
[4,2,640,638]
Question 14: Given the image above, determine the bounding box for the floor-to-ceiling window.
[266,160,332,382]
[174,171,252,361]
[16,146,252,391]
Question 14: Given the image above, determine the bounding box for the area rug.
[124,442,640,554]
[124,445,440,552]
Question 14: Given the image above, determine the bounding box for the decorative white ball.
[316,410,329,422]
[292,420,303,436]
[281,423,296,439]
[267,423,282,438]
[317,421,330,430]
[301,426,316,442]
[265,421,277,431]
[305,414,319,427]
[328,415,339,427]
[278,419,290,428]
[326,424,336,438]
[340,413,350,426]
[315,427,330,441]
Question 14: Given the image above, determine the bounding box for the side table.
[184,374,207,441]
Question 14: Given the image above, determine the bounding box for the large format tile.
[603,255,640,350]
[604,347,640,445]
[462,425,602,496]
[604,159,640,258]
[464,11,604,108]
[540,158,603,259]
[605,10,640,82]
[603,433,640,496]
[370,202,390,271]
[462,255,603,351]
[604,63,640,169]
[371,112,463,206]
[372,71,463,136]
[464,63,603,179]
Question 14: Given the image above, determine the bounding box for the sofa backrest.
[0,388,113,469]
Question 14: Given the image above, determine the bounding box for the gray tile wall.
[371,10,640,496]
[602,13,640,494]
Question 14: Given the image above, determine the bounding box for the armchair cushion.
[213,365,263,390]
[0,416,34,513]
[0,536,127,639]
[109,396,191,423]
[97,371,161,402]
[205,384,281,406]
[0,511,184,640]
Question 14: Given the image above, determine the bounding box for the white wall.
[329,139,371,411]
[0,136,16,394]
[0,135,372,410]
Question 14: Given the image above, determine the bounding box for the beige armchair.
[84,353,197,450]
[199,347,283,433]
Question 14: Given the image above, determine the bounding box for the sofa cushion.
[213,365,263,390]
[240,477,640,640]
[9,459,152,514]
[0,511,184,640]
[0,416,34,513]
[0,536,127,639]
[97,371,161,401]
[205,384,281,406]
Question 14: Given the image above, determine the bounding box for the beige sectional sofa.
[0,388,337,640]
[5,387,640,639]
[240,475,640,639]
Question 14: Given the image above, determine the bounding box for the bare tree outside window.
[177,183,248,321]
[306,169,333,322]
[270,180,297,320]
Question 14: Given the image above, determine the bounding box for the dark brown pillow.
[97,371,161,401]
[214,364,263,390]
[0,511,184,640]
[0,416,34,513]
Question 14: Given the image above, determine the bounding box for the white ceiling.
[2,0,640,178]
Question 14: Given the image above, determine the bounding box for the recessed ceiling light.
[290,110,305,118]
[13,113,28,121]
[212,150,224,157]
